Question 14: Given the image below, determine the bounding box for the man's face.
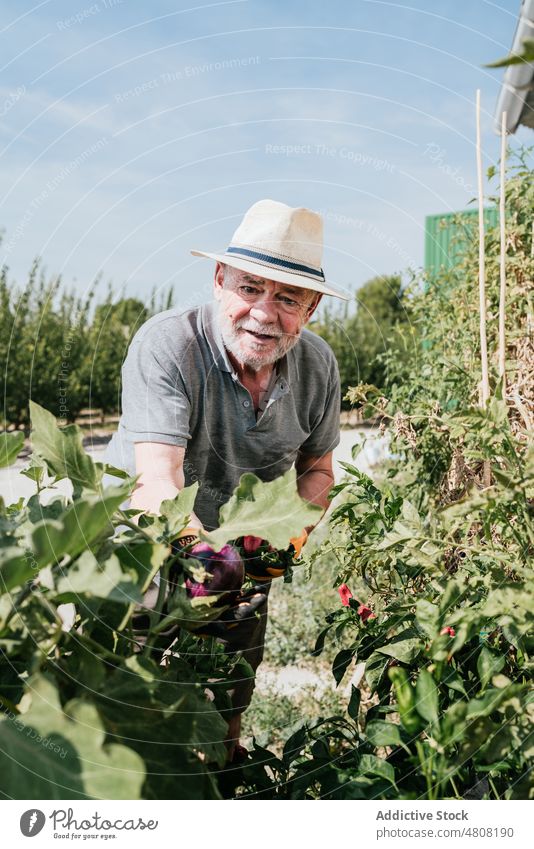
[214,263,321,371]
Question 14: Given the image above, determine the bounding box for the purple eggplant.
[184,543,244,604]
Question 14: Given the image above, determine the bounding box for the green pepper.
[388,667,422,735]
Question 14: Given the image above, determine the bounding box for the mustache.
[233,320,284,338]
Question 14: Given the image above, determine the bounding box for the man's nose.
[250,293,279,324]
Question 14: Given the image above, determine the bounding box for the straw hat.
[191,199,348,300]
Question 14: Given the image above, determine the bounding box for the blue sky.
[0,0,531,307]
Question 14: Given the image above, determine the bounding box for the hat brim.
[190,250,349,300]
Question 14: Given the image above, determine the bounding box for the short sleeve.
[120,331,191,446]
[298,357,341,456]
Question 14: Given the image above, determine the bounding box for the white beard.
[218,311,301,371]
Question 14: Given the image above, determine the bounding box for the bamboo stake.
[476,90,491,487]
[498,110,507,387]
[476,89,490,408]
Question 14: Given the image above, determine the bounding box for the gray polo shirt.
[104,301,340,530]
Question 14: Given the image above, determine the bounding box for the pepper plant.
[235,148,533,801]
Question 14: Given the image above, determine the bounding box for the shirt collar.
[201,300,293,386]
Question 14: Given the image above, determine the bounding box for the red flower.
[338,584,353,606]
[440,626,455,637]
[357,604,376,623]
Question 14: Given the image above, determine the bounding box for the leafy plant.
[0,403,318,799]
[234,148,534,801]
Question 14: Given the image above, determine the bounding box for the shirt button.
[243,400,250,408]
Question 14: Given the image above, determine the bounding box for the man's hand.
[237,531,308,582]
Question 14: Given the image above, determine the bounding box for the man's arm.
[295,450,334,523]
[130,442,203,530]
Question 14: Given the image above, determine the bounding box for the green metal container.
[424,207,499,273]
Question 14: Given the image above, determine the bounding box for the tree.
[310,274,409,405]
[84,295,149,415]
[0,258,95,428]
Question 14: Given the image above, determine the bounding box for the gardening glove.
[170,525,202,555]
[193,585,268,645]
[238,530,308,582]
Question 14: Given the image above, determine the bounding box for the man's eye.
[240,286,259,295]
[280,296,298,307]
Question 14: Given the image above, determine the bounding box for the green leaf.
[20,454,47,486]
[0,431,24,468]
[159,483,199,537]
[365,652,390,694]
[0,675,145,799]
[440,701,468,746]
[365,719,405,749]
[415,668,440,725]
[415,599,440,639]
[441,666,468,697]
[477,647,505,690]
[54,550,143,605]
[439,580,462,616]
[31,486,131,568]
[99,462,131,480]
[376,521,416,550]
[154,586,224,634]
[466,685,522,719]
[94,659,222,798]
[204,469,322,550]
[486,39,534,67]
[376,629,422,664]
[116,541,170,594]
[283,725,307,763]
[311,624,332,657]
[0,546,36,592]
[348,685,361,720]
[332,648,354,686]
[358,753,398,787]
[29,401,101,491]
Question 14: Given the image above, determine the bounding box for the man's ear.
[305,292,323,321]
[214,262,225,300]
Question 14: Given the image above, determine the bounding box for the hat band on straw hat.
[225,245,325,282]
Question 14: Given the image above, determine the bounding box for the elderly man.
[104,198,347,757]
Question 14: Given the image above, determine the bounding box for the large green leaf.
[29,401,101,490]
[95,657,225,798]
[365,719,405,749]
[204,469,323,549]
[358,753,398,788]
[154,586,225,634]
[116,541,170,594]
[0,431,24,468]
[0,546,36,593]
[0,675,144,799]
[376,629,422,664]
[54,550,143,605]
[31,486,131,568]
